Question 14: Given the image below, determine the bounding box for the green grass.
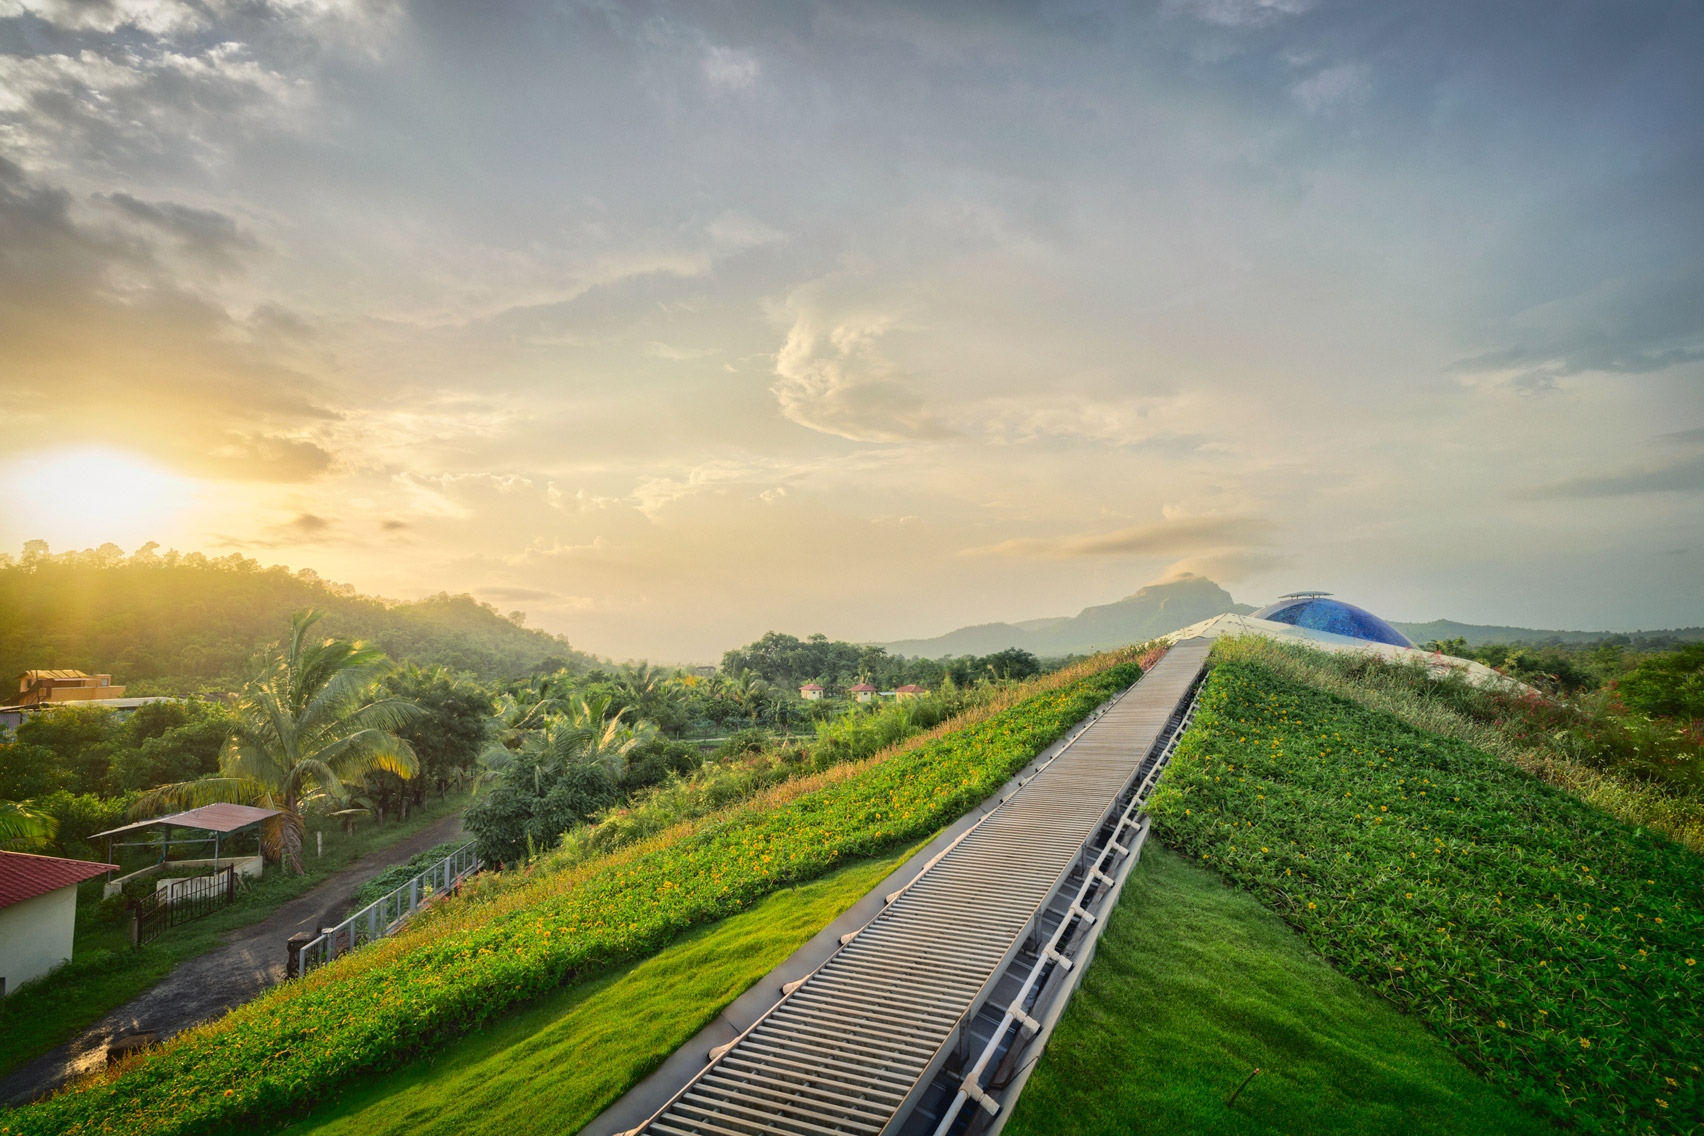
[1006,844,1556,1136]
[1148,659,1703,1132]
[0,790,472,1078]
[271,846,917,1136]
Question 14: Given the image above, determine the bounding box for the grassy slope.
[1147,658,1703,1133]
[0,791,471,1076]
[273,847,917,1136]
[1006,845,1554,1136]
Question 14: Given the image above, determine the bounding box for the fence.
[131,865,236,947]
[293,841,480,977]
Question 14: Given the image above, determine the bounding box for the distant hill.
[0,544,597,694]
[880,575,1254,658]
[1392,620,1704,648]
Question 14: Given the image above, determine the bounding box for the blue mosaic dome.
[1249,592,1414,648]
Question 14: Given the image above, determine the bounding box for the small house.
[849,683,877,703]
[0,851,117,996]
[894,684,928,701]
[799,683,825,701]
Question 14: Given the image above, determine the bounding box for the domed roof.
[1248,592,1413,648]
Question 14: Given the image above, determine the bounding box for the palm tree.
[476,693,654,788]
[135,609,421,874]
[0,799,56,851]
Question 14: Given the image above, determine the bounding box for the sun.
[3,447,200,552]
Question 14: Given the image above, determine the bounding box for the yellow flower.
[1579,1038,1592,1049]
[1307,902,1317,910]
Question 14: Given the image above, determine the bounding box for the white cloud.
[770,287,953,444]
[703,45,760,92]
[1163,0,1316,28]
[1292,64,1371,115]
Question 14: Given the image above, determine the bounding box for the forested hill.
[0,544,597,693]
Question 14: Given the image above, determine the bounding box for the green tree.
[14,704,120,795]
[107,700,234,792]
[379,664,494,801]
[0,798,56,851]
[1617,643,1704,720]
[134,610,421,873]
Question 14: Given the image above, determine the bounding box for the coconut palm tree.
[134,609,421,874]
[0,799,56,851]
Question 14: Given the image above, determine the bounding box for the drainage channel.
[626,636,1212,1136]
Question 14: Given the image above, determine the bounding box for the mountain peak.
[878,576,1249,658]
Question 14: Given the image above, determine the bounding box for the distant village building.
[0,851,117,996]
[13,670,125,707]
[849,683,877,703]
[2,671,188,730]
[894,684,928,701]
[799,683,825,701]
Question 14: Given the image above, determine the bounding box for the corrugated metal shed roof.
[90,803,281,840]
[0,850,117,910]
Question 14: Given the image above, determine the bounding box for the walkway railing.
[294,842,480,977]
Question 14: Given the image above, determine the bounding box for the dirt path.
[0,810,468,1108]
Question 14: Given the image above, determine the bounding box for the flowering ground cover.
[3,653,1144,1136]
[1148,659,1703,1134]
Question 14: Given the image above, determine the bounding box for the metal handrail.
[296,841,481,976]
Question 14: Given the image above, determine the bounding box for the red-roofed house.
[0,851,116,996]
[799,683,825,702]
[894,684,928,701]
[849,683,878,704]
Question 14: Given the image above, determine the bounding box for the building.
[849,683,877,704]
[12,670,126,708]
[894,684,928,700]
[1164,591,1523,691]
[799,683,825,701]
[0,850,117,996]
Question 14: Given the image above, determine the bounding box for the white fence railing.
[294,842,480,976]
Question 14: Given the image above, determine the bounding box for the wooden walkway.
[625,638,1211,1136]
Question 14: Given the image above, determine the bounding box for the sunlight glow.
[4,447,201,552]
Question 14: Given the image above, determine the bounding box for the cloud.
[0,158,334,480]
[703,46,760,93]
[964,516,1276,559]
[1528,455,1704,499]
[1449,274,1704,387]
[291,512,330,533]
[771,290,953,444]
[1163,0,1316,28]
[479,585,556,602]
[1292,64,1370,115]
[101,192,259,267]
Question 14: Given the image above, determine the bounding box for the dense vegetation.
[1006,846,1552,1136]
[721,629,1044,691]
[2,651,1144,1136]
[1148,659,1703,1133]
[0,541,594,692]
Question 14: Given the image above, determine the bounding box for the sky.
[0,0,1700,662]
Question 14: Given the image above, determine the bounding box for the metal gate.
[130,865,236,947]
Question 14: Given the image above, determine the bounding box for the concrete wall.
[0,884,77,995]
